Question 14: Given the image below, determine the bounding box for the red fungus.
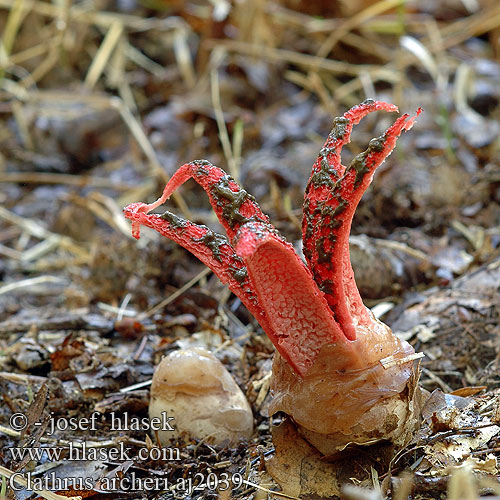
[124,99,422,453]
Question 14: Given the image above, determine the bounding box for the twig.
[0,372,48,385]
[241,479,301,500]
[120,379,152,393]
[421,367,454,393]
[139,267,212,319]
[380,352,425,369]
[374,239,430,262]
[0,464,81,500]
[0,276,67,297]
[0,424,134,449]
[133,334,149,360]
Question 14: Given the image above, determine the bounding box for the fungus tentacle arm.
[302,101,420,340]
[123,204,277,338]
[123,101,420,381]
[329,110,421,337]
[234,222,350,376]
[308,100,399,182]
[127,160,271,241]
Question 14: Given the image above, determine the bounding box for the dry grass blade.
[421,367,454,393]
[139,267,212,319]
[109,38,138,113]
[0,276,67,296]
[0,243,22,259]
[0,206,89,259]
[11,100,33,149]
[79,192,136,239]
[21,0,69,86]
[333,66,400,104]
[119,379,152,392]
[373,239,430,262]
[308,72,337,116]
[0,423,27,439]
[206,39,379,76]
[110,97,192,219]
[211,68,239,180]
[1,76,29,98]
[232,118,244,175]
[173,28,196,88]
[380,352,425,369]
[359,71,377,100]
[26,44,59,85]
[242,480,302,500]
[3,4,22,49]
[453,63,484,123]
[85,21,124,89]
[1,0,29,57]
[0,0,31,81]
[0,0,185,31]
[451,220,485,252]
[0,372,48,385]
[312,0,406,58]
[19,237,60,262]
[426,3,500,51]
[0,171,134,190]
[341,31,394,61]
[400,35,442,88]
[4,40,48,67]
[125,43,167,78]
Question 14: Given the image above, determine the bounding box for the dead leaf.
[266,419,396,499]
[450,386,487,397]
[266,419,341,498]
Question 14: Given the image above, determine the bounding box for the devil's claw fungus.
[125,99,423,454]
[149,347,254,446]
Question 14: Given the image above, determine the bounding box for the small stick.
[0,464,81,500]
[139,267,211,319]
[380,352,425,369]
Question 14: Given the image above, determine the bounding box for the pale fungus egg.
[149,347,254,446]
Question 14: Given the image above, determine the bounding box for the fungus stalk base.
[269,316,421,455]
